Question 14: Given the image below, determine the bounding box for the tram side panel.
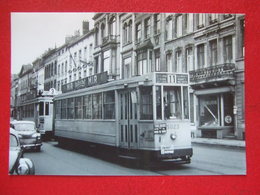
[55,120,117,146]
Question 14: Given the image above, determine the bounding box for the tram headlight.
[170,133,177,140]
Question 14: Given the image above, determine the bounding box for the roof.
[11,120,35,125]
[19,64,33,77]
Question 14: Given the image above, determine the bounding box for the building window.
[176,50,182,72]
[75,97,82,119]
[240,19,245,58]
[210,39,218,66]
[197,44,205,68]
[186,47,194,71]
[197,14,206,29]
[123,57,131,79]
[140,86,153,120]
[136,23,141,42]
[103,50,110,73]
[165,17,173,41]
[92,93,102,119]
[185,13,193,34]
[84,70,87,77]
[137,50,147,75]
[155,50,160,72]
[128,20,132,42]
[89,44,93,62]
[95,27,99,46]
[223,14,232,19]
[166,53,173,72]
[209,14,218,24]
[144,17,151,39]
[154,14,160,34]
[103,91,115,119]
[65,61,67,75]
[176,15,183,37]
[101,23,105,41]
[67,98,74,119]
[123,22,128,44]
[79,72,81,80]
[109,16,116,35]
[83,95,92,119]
[164,86,182,120]
[223,36,233,63]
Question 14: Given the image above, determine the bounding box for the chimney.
[82,20,89,35]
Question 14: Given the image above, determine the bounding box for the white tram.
[18,95,54,137]
[54,72,193,163]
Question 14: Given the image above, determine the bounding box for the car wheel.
[36,146,41,152]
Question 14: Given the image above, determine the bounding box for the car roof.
[10,128,19,137]
[11,120,35,125]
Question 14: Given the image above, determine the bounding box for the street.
[23,141,246,175]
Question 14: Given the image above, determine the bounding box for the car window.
[13,123,35,131]
[10,134,19,147]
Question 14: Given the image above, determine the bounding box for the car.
[10,120,42,151]
[9,128,35,175]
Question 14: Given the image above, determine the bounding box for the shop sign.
[156,73,188,84]
[62,72,108,93]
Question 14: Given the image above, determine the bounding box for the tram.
[17,92,55,138]
[54,72,193,164]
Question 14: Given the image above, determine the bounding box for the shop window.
[104,91,115,119]
[61,99,67,119]
[83,95,92,119]
[92,93,102,119]
[67,98,74,119]
[75,97,83,119]
[140,86,153,120]
[223,93,234,126]
[199,95,219,127]
[156,86,162,120]
[163,86,182,120]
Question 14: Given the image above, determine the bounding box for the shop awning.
[194,86,234,96]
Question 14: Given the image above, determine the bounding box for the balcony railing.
[189,63,235,82]
[102,35,117,45]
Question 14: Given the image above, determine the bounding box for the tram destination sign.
[62,72,108,93]
[156,73,188,84]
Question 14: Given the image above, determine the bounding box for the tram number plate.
[160,146,174,155]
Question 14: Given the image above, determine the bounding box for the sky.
[11,12,95,75]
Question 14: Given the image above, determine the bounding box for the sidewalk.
[191,137,246,149]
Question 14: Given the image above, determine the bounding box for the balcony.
[189,63,235,83]
[102,35,117,46]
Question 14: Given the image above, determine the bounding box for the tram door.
[119,90,139,149]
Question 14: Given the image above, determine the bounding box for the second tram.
[54,72,193,164]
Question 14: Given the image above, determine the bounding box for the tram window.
[75,97,83,119]
[140,86,153,120]
[163,86,182,120]
[45,102,49,116]
[61,99,67,119]
[39,102,44,116]
[67,98,74,119]
[55,101,61,119]
[92,93,102,119]
[156,86,162,120]
[183,87,189,119]
[104,91,115,119]
[83,95,92,119]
